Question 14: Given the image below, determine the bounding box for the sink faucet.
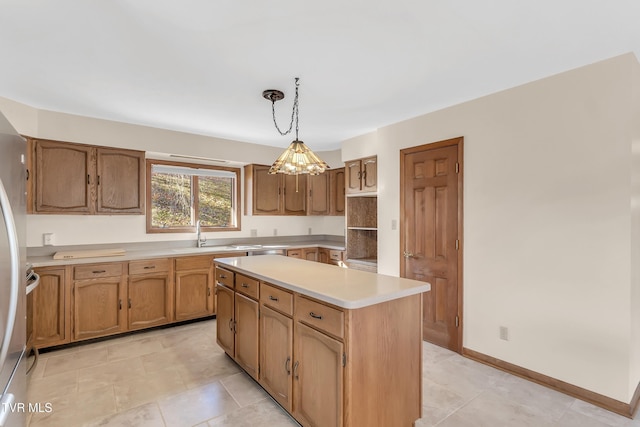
[196,220,207,247]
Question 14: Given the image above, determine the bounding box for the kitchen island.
[214,255,430,427]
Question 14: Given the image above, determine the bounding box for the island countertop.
[214,254,430,309]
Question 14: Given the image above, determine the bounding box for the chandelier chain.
[271,77,300,139]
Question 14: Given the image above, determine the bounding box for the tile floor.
[27,319,639,427]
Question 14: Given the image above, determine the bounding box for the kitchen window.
[146,160,241,233]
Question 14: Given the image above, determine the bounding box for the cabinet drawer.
[260,282,293,316]
[287,249,302,258]
[294,295,344,339]
[175,255,212,271]
[215,267,234,289]
[129,259,170,275]
[329,250,343,261]
[74,263,123,280]
[236,273,259,300]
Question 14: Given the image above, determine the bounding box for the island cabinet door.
[259,305,293,411]
[293,322,344,427]
[234,293,259,379]
[216,284,235,356]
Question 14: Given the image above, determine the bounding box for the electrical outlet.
[43,233,54,246]
[273,228,278,236]
[250,229,257,237]
[308,227,312,235]
[391,219,397,230]
[499,326,509,341]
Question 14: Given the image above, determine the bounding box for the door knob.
[403,251,414,258]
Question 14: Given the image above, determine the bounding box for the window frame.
[145,159,241,233]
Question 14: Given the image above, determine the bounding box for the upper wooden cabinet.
[307,173,330,216]
[329,168,346,216]
[28,138,144,214]
[244,164,307,216]
[345,156,377,194]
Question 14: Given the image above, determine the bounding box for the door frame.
[399,136,464,353]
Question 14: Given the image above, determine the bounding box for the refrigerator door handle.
[0,177,20,373]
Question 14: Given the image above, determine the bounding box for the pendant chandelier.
[263,78,329,176]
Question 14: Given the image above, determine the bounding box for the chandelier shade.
[263,78,329,175]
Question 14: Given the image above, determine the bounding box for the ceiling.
[1,1,639,150]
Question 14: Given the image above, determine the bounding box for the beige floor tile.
[207,398,298,427]
[554,409,623,427]
[106,336,165,362]
[176,353,241,389]
[30,384,116,427]
[43,347,109,377]
[28,369,78,403]
[569,399,631,427]
[77,357,147,393]
[113,367,187,411]
[437,391,555,427]
[157,381,240,427]
[220,372,269,407]
[85,402,166,427]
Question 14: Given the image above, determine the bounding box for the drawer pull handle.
[268,295,279,302]
[118,299,122,310]
[207,287,211,296]
[92,270,106,274]
[293,361,299,379]
[285,357,291,375]
[241,283,249,288]
[128,298,132,309]
[229,318,234,331]
[143,266,155,269]
[309,312,323,320]
[220,274,227,279]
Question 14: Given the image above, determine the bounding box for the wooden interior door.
[400,137,462,352]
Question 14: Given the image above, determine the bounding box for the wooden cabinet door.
[234,293,259,379]
[35,140,93,213]
[330,168,345,215]
[73,278,126,340]
[293,322,344,427]
[345,160,362,194]
[283,175,307,215]
[318,248,330,264]
[302,248,318,262]
[128,273,172,330]
[96,148,144,214]
[175,268,213,321]
[362,156,377,192]
[216,284,235,356]
[260,305,293,411]
[32,267,70,348]
[308,173,330,215]
[252,165,282,215]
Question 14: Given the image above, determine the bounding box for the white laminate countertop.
[215,255,430,309]
[28,241,346,268]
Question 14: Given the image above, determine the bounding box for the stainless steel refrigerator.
[0,110,27,427]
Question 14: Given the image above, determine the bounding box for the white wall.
[343,53,639,403]
[631,57,640,400]
[0,98,345,247]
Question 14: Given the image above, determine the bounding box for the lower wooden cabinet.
[174,255,215,321]
[234,293,259,379]
[31,267,70,348]
[73,276,127,341]
[128,258,173,330]
[215,266,260,380]
[216,282,235,355]
[302,248,318,262]
[293,321,344,427]
[260,304,293,411]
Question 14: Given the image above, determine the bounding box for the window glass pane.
[150,172,192,227]
[198,176,234,227]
